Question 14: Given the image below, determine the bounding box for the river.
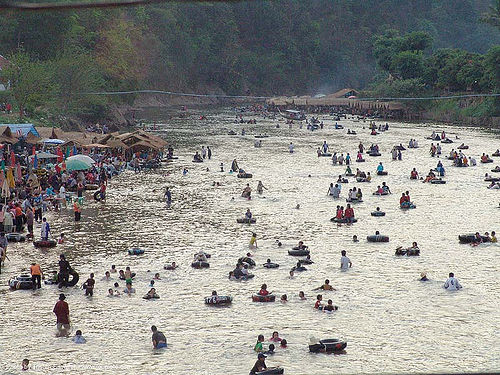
[0,108,499,374]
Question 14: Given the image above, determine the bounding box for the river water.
[0,108,499,375]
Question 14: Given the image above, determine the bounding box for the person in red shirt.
[14,204,23,232]
[405,191,411,202]
[314,294,323,309]
[258,284,269,296]
[344,204,354,222]
[53,293,70,336]
[336,206,344,219]
[399,193,406,206]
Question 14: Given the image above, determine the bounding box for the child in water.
[254,334,265,352]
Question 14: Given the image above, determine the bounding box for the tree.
[52,49,106,117]
[0,51,55,119]
[481,0,500,30]
[391,51,425,79]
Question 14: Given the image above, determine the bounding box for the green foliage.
[481,0,500,30]
[0,0,499,122]
[0,51,56,118]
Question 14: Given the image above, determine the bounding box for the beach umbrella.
[64,155,95,171]
[6,168,15,188]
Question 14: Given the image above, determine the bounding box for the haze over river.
[1,108,499,374]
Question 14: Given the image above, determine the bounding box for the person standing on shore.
[53,293,70,336]
[164,187,172,206]
[26,207,34,238]
[207,146,212,159]
[41,218,50,240]
[30,262,43,289]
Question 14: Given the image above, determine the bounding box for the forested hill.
[0,0,499,120]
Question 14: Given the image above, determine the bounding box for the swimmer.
[101,271,111,281]
[315,279,336,291]
[299,291,306,300]
[420,272,429,281]
[289,270,295,279]
[444,272,462,290]
[72,330,86,344]
[352,235,359,242]
[254,334,265,352]
[249,233,258,248]
[22,359,29,371]
[323,299,338,312]
[314,294,323,309]
[110,265,117,273]
[280,294,287,303]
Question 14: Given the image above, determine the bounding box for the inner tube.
[457,145,469,150]
[400,203,416,209]
[395,248,420,256]
[33,239,57,248]
[373,191,389,196]
[377,171,388,175]
[299,259,314,265]
[237,173,253,178]
[309,339,347,353]
[367,235,389,242]
[9,274,33,290]
[356,177,368,182]
[252,294,276,303]
[66,270,79,287]
[293,266,307,272]
[93,191,102,201]
[238,257,256,267]
[128,248,145,255]
[237,218,256,224]
[6,233,26,242]
[491,168,500,172]
[481,160,493,163]
[288,249,310,256]
[485,177,500,182]
[143,295,160,300]
[345,173,355,177]
[85,184,99,190]
[345,198,363,203]
[441,139,453,143]
[458,234,490,244]
[430,179,446,184]
[192,159,203,163]
[330,217,358,223]
[356,159,365,162]
[371,211,386,216]
[191,261,210,269]
[256,367,284,375]
[263,262,279,268]
[205,295,232,305]
[320,153,332,157]
[369,152,381,157]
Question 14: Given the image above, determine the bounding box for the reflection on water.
[0,109,499,374]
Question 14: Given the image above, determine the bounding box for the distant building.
[330,88,359,98]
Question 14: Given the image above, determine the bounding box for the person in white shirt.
[288,143,294,153]
[340,250,352,270]
[72,330,86,344]
[444,272,462,290]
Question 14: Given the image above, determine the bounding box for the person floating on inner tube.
[258,284,270,296]
[296,241,307,250]
[245,209,252,220]
[377,162,384,173]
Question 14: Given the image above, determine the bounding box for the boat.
[9,274,33,290]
